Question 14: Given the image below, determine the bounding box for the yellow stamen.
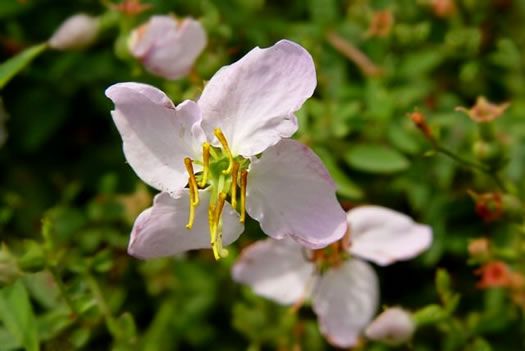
[208,203,219,259]
[214,128,234,175]
[231,162,240,210]
[199,143,210,188]
[240,170,248,223]
[214,193,228,258]
[184,158,199,206]
[209,192,228,260]
[186,182,195,230]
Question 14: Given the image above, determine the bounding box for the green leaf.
[466,337,492,351]
[0,327,20,351]
[344,143,410,174]
[0,43,47,89]
[387,124,422,155]
[314,147,363,199]
[412,304,448,327]
[0,281,40,351]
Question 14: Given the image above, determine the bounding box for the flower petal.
[347,206,433,266]
[365,307,415,346]
[312,259,379,348]
[198,39,316,156]
[130,16,207,80]
[232,238,315,305]
[106,82,205,194]
[128,189,243,259]
[246,139,347,249]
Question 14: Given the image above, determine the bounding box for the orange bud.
[432,0,456,17]
[368,10,394,38]
[468,238,490,257]
[475,261,511,288]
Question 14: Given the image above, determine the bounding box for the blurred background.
[1,0,525,350]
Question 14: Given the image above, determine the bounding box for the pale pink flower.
[129,15,207,80]
[232,206,432,348]
[365,307,415,346]
[49,14,98,50]
[106,40,347,260]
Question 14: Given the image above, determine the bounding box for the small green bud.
[472,140,504,164]
[17,240,46,273]
[501,194,523,221]
[412,304,448,326]
[0,244,21,287]
[436,268,452,299]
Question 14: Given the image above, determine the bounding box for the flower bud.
[0,244,21,287]
[468,238,490,258]
[469,191,503,222]
[456,96,510,123]
[17,240,46,273]
[475,260,510,289]
[432,0,456,17]
[365,307,415,346]
[472,140,504,164]
[367,10,394,38]
[129,16,207,80]
[49,14,99,50]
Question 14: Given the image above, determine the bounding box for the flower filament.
[309,228,351,271]
[184,128,250,260]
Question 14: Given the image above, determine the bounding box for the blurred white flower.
[365,307,415,346]
[233,206,432,348]
[48,14,99,50]
[129,15,207,80]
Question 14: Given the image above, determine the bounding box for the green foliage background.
[1,0,525,350]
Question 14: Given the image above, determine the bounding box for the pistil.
[240,170,248,223]
[209,192,228,260]
[231,162,240,210]
[214,128,234,175]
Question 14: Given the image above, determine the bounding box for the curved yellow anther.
[184,158,199,206]
[240,170,248,223]
[214,128,233,174]
[231,162,240,210]
[199,143,211,188]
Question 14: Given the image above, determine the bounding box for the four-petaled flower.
[106,40,348,260]
[129,15,207,80]
[232,206,432,348]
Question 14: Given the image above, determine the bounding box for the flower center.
[309,228,351,270]
[183,128,250,260]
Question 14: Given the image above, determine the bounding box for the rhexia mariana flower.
[232,206,432,348]
[106,40,348,260]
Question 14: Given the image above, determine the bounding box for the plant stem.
[48,265,79,318]
[434,146,507,191]
[436,146,487,171]
[86,272,121,340]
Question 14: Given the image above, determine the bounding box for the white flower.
[232,206,432,348]
[129,15,207,80]
[365,307,415,346]
[48,14,98,50]
[106,40,348,260]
